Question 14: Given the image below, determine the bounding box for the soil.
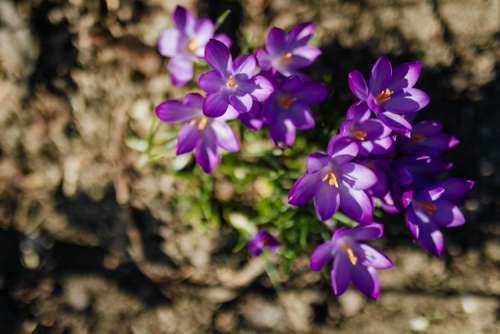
[0,0,499,333]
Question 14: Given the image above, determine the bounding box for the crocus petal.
[384,88,430,113]
[314,182,340,221]
[255,49,272,70]
[287,22,314,46]
[342,162,378,190]
[348,70,369,100]
[288,173,321,206]
[367,136,394,155]
[238,103,263,130]
[204,39,231,75]
[347,223,384,241]
[268,118,296,146]
[346,102,371,121]
[193,18,214,49]
[158,28,180,57]
[359,244,393,269]
[203,92,229,117]
[306,152,330,173]
[351,265,380,300]
[293,80,329,104]
[405,208,420,239]
[252,75,274,102]
[198,70,225,93]
[439,178,474,203]
[378,111,413,132]
[432,200,465,227]
[339,187,373,223]
[331,253,351,296]
[418,222,444,256]
[194,128,220,173]
[233,55,257,77]
[229,94,253,113]
[168,55,194,86]
[211,120,240,152]
[327,136,359,163]
[173,6,193,34]
[292,46,321,64]
[369,56,392,93]
[176,123,200,154]
[214,33,232,48]
[247,238,263,256]
[288,105,315,129]
[266,27,287,55]
[389,62,421,90]
[309,241,334,271]
[155,100,200,124]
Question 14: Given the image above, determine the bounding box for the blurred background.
[0,0,499,333]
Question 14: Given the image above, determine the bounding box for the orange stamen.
[187,38,197,52]
[352,130,368,140]
[322,172,339,188]
[375,88,393,104]
[346,247,358,265]
[226,75,237,89]
[415,200,438,215]
[280,52,293,65]
[277,94,297,110]
[411,133,426,142]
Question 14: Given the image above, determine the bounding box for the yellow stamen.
[187,38,197,52]
[280,52,293,65]
[277,94,297,110]
[411,133,426,142]
[226,75,237,89]
[352,130,368,140]
[198,116,208,130]
[375,88,393,104]
[189,119,197,126]
[322,171,339,188]
[346,247,358,265]
[415,200,437,215]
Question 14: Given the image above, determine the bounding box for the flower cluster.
[287,56,473,299]
[155,7,473,301]
[156,6,327,172]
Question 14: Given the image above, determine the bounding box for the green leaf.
[215,9,231,30]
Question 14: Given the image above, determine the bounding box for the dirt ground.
[0,0,499,333]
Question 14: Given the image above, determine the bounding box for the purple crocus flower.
[158,6,231,86]
[339,102,394,156]
[310,223,393,299]
[288,136,377,223]
[393,155,453,188]
[256,23,321,76]
[348,56,430,132]
[402,178,474,256]
[262,75,329,146]
[155,93,239,173]
[198,39,273,117]
[398,120,460,156]
[247,230,280,256]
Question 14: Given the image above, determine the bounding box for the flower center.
[410,133,426,143]
[187,37,197,53]
[277,94,297,110]
[322,171,339,188]
[415,200,437,215]
[352,130,368,140]
[226,75,237,89]
[375,88,393,104]
[190,116,209,130]
[346,247,358,265]
[280,52,293,65]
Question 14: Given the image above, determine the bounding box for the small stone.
[409,317,429,332]
[339,290,365,317]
